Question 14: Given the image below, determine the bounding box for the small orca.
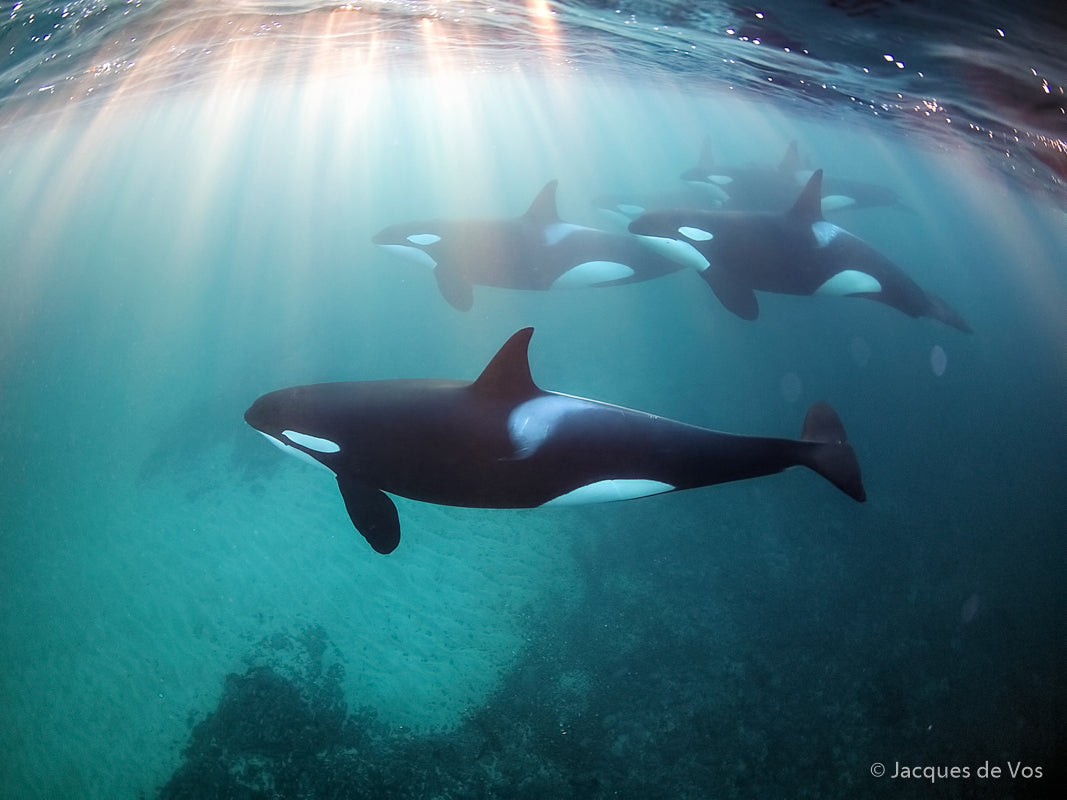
[372,181,684,310]
[245,328,866,554]
[680,136,909,214]
[628,170,971,332]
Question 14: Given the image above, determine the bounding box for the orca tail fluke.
[800,402,866,501]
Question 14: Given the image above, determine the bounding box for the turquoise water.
[1,4,1065,799]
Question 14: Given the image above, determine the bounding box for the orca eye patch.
[679,226,714,241]
[406,233,441,246]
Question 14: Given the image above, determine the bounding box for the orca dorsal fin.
[778,140,801,172]
[789,169,824,221]
[471,327,540,399]
[524,181,561,224]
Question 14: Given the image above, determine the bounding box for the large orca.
[628,170,971,332]
[245,328,866,554]
[372,181,683,310]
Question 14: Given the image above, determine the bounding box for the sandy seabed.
[0,438,581,799]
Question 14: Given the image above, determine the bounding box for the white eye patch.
[678,226,714,241]
[406,233,441,246]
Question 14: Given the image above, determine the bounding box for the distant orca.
[372,181,684,310]
[592,137,907,224]
[680,136,909,213]
[245,328,866,554]
[628,170,971,332]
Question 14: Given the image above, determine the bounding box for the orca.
[678,136,805,212]
[628,170,972,332]
[680,136,909,214]
[244,328,866,554]
[372,181,684,310]
[592,138,908,225]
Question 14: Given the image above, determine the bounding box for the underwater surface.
[0,1,1064,798]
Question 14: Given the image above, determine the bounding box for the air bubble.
[930,345,947,376]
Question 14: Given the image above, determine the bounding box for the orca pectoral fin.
[336,474,401,554]
[434,267,474,311]
[700,267,760,320]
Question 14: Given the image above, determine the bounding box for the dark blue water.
[0,2,1063,798]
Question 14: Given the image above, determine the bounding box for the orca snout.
[244,389,293,435]
[370,225,399,246]
[244,394,272,433]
